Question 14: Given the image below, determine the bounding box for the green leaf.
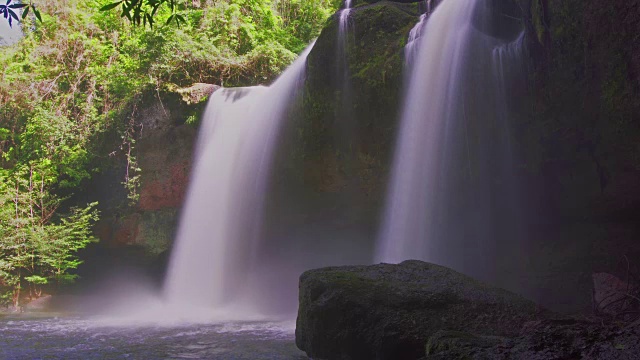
[145,12,153,27]
[165,14,174,25]
[32,6,41,22]
[20,5,28,19]
[8,3,27,9]
[176,14,185,23]
[99,1,122,12]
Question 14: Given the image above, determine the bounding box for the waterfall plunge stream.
[163,43,314,316]
[376,0,524,278]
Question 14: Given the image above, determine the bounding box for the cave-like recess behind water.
[376,0,524,280]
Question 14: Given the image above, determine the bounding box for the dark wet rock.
[295,261,640,360]
[290,0,419,198]
[592,272,638,316]
[86,89,205,254]
[295,260,542,360]
[505,0,640,314]
[424,319,640,360]
[424,330,506,359]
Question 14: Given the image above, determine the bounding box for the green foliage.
[0,0,336,306]
[0,167,99,306]
[99,0,185,27]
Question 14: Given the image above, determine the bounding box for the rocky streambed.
[295,261,640,360]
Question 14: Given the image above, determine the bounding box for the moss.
[530,0,546,45]
[294,1,417,201]
[349,4,415,87]
[139,209,179,256]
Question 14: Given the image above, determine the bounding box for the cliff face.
[277,0,640,311]
[73,88,215,283]
[515,0,640,219]
[508,0,640,311]
[76,0,639,310]
[268,1,419,258]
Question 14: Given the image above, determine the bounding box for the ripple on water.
[0,317,307,359]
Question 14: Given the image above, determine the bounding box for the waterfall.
[334,0,357,174]
[376,0,480,265]
[337,0,353,77]
[405,0,433,66]
[405,13,427,66]
[163,43,314,313]
[339,0,353,32]
[493,32,525,132]
[376,0,524,277]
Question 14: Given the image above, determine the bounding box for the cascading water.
[334,0,358,188]
[339,0,353,32]
[163,43,314,314]
[405,13,427,65]
[376,0,524,277]
[405,0,433,65]
[337,0,353,68]
[493,31,525,129]
[376,0,481,265]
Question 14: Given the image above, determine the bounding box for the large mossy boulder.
[295,260,542,360]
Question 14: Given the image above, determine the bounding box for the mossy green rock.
[295,261,541,360]
[287,1,418,208]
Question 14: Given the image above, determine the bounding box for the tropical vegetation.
[0,0,337,308]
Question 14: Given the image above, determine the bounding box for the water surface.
[0,316,306,360]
